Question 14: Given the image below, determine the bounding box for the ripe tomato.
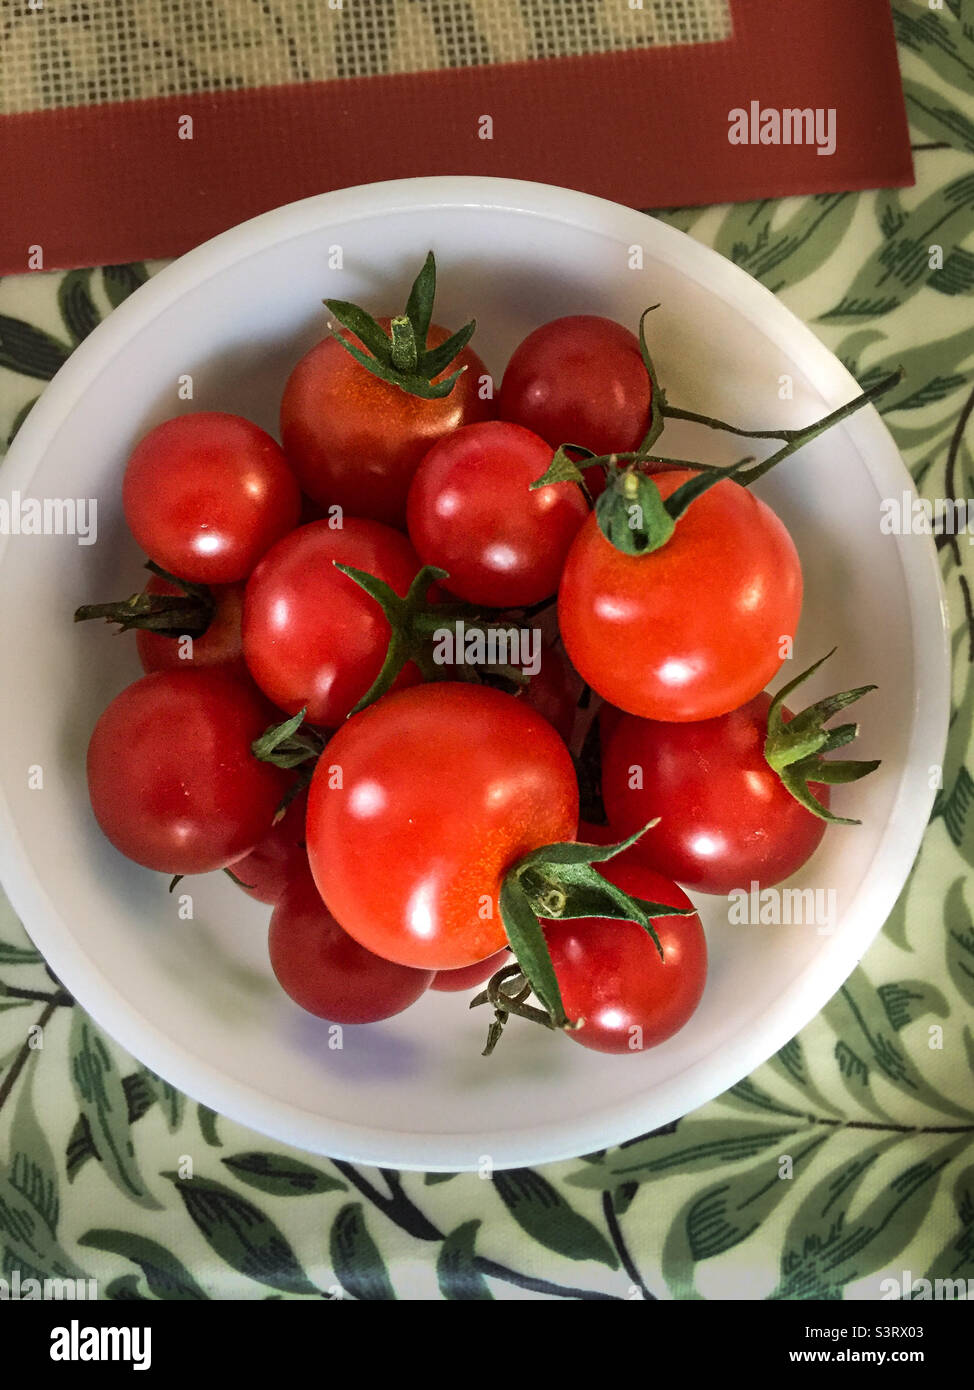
[306,684,579,970]
[406,422,589,606]
[431,948,509,993]
[499,315,651,455]
[517,640,582,743]
[269,867,433,1022]
[242,518,425,728]
[86,670,289,874]
[123,413,301,584]
[280,321,493,528]
[601,694,829,894]
[544,859,706,1054]
[136,575,246,676]
[558,470,802,721]
[229,790,309,905]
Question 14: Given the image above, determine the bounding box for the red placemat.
[0,0,912,273]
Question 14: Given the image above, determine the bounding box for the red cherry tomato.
[559,470,802,721]
[601,694,829,894]
[86,670,289,874]
[306,684,579,970]
[269,867,433,1022]
[431,949,509,993]
[406,422,588,607]
[516,640,582,743]
[499,316,651,455]
[545,859,706,1054]
[123,413,301,584]
[229,791,309,905]
[280,321,493,528]
[242,518,425,728]
[136,575,246,676]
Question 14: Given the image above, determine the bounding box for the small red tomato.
[406,422,589,607]
[601,694,829,894]
[242,518,425,728]
[229,791,309,905]
[545,859,706,1055]
[123,413,301,584]
[499,315,651,455]
[306,684,579,970]
[559,470,802,721]
[517,641,582,743]
[86,670,289,874]
[431,949,509,993]
[269,867,434,1023]
[280,321,493,528]
[136,575,246,676]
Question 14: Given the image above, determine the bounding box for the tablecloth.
[0,1,972,1301]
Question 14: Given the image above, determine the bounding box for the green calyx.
[764,650,881,824]
[323,251,476,400]
[74,561,214,637]
[251,707,327,770]
[472,824,696,1053]
[335,562,543,714]
[593,455,752,556]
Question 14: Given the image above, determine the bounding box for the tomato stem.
[478,966,561,1056]
[662,369,904,450]
[739,369,904,484]
[74,562,215,637]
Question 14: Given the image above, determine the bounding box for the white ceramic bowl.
[0,178,949,1170]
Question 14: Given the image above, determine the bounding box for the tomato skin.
[269,867,433,1022]
[242,518,424,728]
[406,422,588,606]
[545,860,706,1054]
[123,413,301,584]
[558,470,802,721]
[431,949,509,992]
[86,670,289,874]
[230,791,309,905]
[306,684,579,970]
[280,321,493,528]
[499,315,651,456]
[601,694,829,894]
[517,641,582,743]
[136,576,246,676]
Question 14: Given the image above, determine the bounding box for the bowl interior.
[0,181,947,1168]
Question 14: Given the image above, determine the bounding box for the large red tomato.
[306,684,579,970]
[86,670,289,874]
[280,321,493,528]
[558,470,802,721]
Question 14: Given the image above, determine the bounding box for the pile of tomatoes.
[78,253,880,1057]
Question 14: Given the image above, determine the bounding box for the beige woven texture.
[1,0,732,115]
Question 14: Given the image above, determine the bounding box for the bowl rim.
[0,175,951,1170]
